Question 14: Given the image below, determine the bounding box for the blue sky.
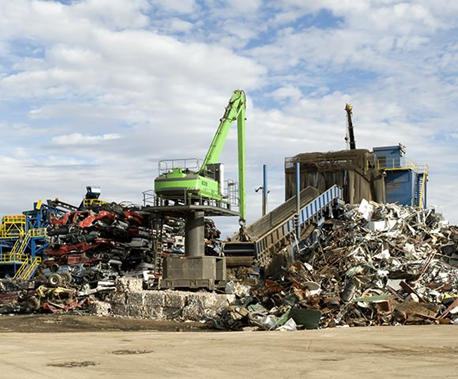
[1,0,458,235]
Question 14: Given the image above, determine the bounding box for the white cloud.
[271,85,303,102]
[72,0,151,29]
[0,0,458,232]
[52,133,121,145]
[0,26,265,101]
[166,18,195,33]
[150,0,196,14]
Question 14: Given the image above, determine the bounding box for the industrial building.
[373,144,428,209]
[285,143,428,211]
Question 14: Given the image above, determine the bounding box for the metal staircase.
[1,228,46,262]
[14,256,42,280]
[10,230,31,257]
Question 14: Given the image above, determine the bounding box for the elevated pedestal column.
[185,211,205,257]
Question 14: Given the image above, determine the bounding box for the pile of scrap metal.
[155,215,185,255]
[215,201,458,331]
[205,218,222,256]
[152,216,221,256]
[45,203,154,271]
[0,203,225,316]
[0,276,112,315]
[0,203,156,315]
[0,279,35,314]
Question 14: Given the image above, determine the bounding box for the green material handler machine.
[154,89,247,225]
[151,90,248,289]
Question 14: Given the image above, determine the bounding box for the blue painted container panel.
[373,145,403,160]
[385,170,413,206]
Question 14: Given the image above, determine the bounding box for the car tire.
[60,272,72,285]
[27,297,41,311]
[48,273,62,287]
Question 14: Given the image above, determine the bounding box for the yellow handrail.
[10,231,31,257]
[25,257,41,279]
[376,157,419,172]
[0,215,26,239]
[0,253,29,263]
[13,257,29,279]
[10,239,22,256]
[15,257,41,280]
[30,228,47,237]
[418,165,429,210]
[1,215,26,223]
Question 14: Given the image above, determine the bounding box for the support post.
[292,162,301,264]
[295,162,301,238]
[262,164,268,216]
[185,211,205,257]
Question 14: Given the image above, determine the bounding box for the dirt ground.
[0,315,458,379]
[0,314,210,333]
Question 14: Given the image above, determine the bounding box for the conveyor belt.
[224,185,343,266]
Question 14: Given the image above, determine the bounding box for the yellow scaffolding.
[0,215,26,239]
[0,206,48,280]
[0,227,47,266]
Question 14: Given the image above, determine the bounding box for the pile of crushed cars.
[0,203,224,316]
[1,203,157,315]
[216,201,458,331]
[46,203,154,270]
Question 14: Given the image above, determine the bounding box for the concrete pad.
[1,325,458,379]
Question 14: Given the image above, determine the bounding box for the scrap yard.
[1,93,458,377]
[3,1,458,377]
